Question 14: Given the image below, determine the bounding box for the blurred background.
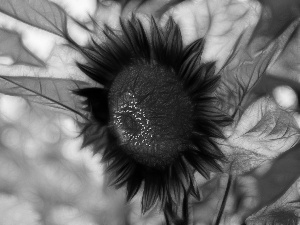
[0,94,109,225]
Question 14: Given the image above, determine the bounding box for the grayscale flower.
[75,16,232,214]
[0,1,299,225]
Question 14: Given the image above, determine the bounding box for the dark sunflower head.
[75,16,232,213]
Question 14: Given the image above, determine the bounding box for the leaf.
[216,12,299,120]
[0,44,94,82]
[223,96,300,164]
[160,0,259,56]
[254,0,300,43]
[224,149,270,174]
[0,0,68,37]
[0,28,45,67]
[267,23,300,83]
[0,43,97,120]
[216,32,279,119]
[0,76,89,120]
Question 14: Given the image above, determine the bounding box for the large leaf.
[0,28,45,67]
[216,39,277,119]
[0,44,97,120]
[0,0,68,37]
[0,76,88,120]
[161,0,260,54]
[223,97,299,162]
[216,17,300,120]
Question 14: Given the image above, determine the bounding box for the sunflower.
[75,16,232,215]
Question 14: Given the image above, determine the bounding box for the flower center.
[109,62,193,167]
